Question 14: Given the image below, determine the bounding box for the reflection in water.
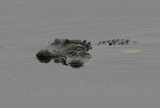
[37,58,51,63]
[36,57,84,68]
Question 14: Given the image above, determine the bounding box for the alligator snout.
[36,50,53,59]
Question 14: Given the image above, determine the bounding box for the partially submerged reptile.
[36,38,130,68]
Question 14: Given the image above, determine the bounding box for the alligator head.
[36,39,92,68]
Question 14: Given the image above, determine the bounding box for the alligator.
[36,38,130,68]
[36,39,92,68]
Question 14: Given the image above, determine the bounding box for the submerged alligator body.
[36,38,130,68]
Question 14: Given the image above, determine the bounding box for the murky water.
[0,0,160,108]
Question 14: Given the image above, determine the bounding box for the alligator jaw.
[65,51,91,68]
[68,60,84,68]
[68,60,83,66]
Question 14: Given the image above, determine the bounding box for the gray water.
[1,0,160,108]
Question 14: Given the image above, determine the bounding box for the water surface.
[0,0,160,108]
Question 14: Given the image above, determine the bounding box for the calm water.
[0,0,160,108]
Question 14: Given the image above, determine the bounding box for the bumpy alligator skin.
[36,39,92,68]
[96,39,129,46]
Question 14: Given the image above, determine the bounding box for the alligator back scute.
[96,39,130,46]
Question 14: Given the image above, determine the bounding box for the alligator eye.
[74,47,84,51]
